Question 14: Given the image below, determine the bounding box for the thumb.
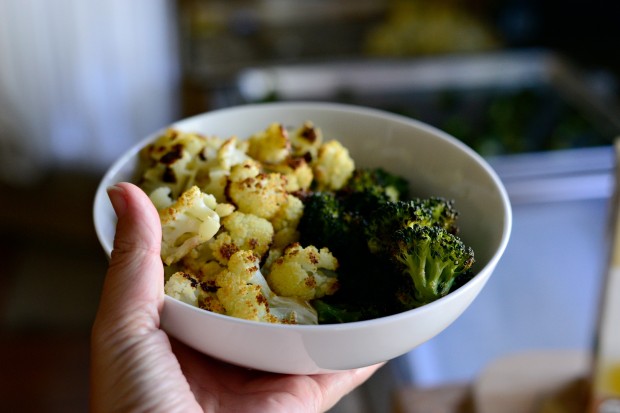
[94,182,164,334]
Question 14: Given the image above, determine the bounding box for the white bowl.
[93,102,512,374]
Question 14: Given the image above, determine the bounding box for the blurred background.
[1,0,619,411]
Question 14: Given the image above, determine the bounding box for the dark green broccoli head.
[364,197,459,255]
[338,168,410,215]
[297,192,362,256]
[415,197,460,234]
[343,168,409,198]
[312,299,366,324]
[390,224,475,308]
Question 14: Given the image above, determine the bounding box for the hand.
[90,182,382,413]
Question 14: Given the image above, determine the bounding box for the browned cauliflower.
[159,186,221,265]
[139,129,213,198]
[290,121,323,160]
[266,243,340,301]
[209,211,274,264]
[270,194,304,249]
[196,136,251,203]
[265,157,314,193]
[137,121,355,325]
[164,271,225,314]
[216,250,317,324]
[247,122,291,165]
[312,140,355,191]
[227,172,288,220]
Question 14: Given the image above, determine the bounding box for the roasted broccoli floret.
[297,192,356,256]
[364,197,459,255]
[417,197,459,234]
[336,168,407,217]
[311,299,366,324]
[390,224,475,308]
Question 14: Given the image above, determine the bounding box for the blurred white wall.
[0,0,180,183]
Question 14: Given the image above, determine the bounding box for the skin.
[90,182,382,413]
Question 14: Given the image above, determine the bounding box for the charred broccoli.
[390,224,475,308]
[338,167,410,215]
[297,165,475,322]
[365,197,459,255]
[297,191,362,258]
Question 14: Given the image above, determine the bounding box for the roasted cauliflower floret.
[164,271,225,314]
[290,121,323,160]
[191,136,250,203]
[229,158,262,182]
[312,140,355,191]
[210,211,274,264]
[266,243,340,301]
[270,194,304,249]
[227,172,288,220]
[159,186,221,265]
[266,157,314,192]
[216,250,317,324]
[180,244,224,282]
[140,129,212,198]
[271,194,304,232]
[149,186,174,210]
[216,136,250,171]
[247,122,291,165]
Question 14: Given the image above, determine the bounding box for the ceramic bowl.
[93,102,512,374]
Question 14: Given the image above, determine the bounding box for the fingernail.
[107,184,128,217]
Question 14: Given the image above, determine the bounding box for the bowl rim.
[94,101,513,329]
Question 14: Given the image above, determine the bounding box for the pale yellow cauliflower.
[159,186,221,265]
[266,157,314,192]
[270,194,304,249]
[266,243,340,301]
[164,271,225,314]
[312,140,355,191]
[216,250,317,324]
[290,121,323,160]
[138,121,351,325]
[227,172,288,220]
[140,129,212,198]
[210,211,274,264]
[247,122,291,164]
[148,186,174,210]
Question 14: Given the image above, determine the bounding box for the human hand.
[90,182,382,413]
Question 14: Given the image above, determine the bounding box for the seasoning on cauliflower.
[191,136,250,203]
[181,245,224,281]
[227,172,288,220]
[159,186,221,265]
[290,121,323,160]
[210,211,274,264]
[247,122,291,164]
[270,194,304,249]
[312,140,355,191]
[139,129,212,198]
[266,243,340,301]
[266,157,314,193]
[229,159,262,182]
[216,250,317,324]
[164,271,225,314]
